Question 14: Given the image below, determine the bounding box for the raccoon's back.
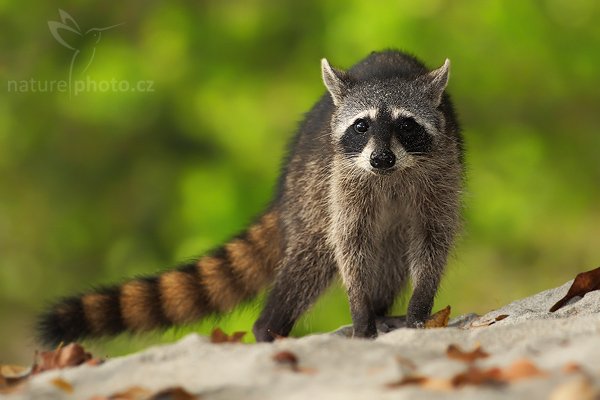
[348,50,429,82]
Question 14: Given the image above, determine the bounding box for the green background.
[1,0,599,363]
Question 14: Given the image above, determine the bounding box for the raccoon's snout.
[370,150,396,170]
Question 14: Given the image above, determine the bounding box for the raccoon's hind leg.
[253,238,336,342]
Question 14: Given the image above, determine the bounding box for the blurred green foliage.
[0,0,599,363]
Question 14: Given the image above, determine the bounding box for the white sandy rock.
[3,280,600,399]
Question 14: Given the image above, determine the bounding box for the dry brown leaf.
[0,380,26,395]
[386,375,427,388]
[0,364,31,390]
[550,266,600,312]
[89,386,151,400]
[57,343,89,366]
[0,369,27,394]
[387,357,547,391]
[32,343,99,375]
[499,359,546,381]
[421,377,454,392]
[1,344,99,395]
[1,365,30,379]
[51,377,74,393]
[562,362,585,374]
[1,364,30,394]
[271,350,315,373]
[446,344,489,363]
[273,350,299,372]
[210,328,246,344]
[451,366,504,387]
[425,306,451,328]
[550,377,598,400]
[468,319,494,328]
[148,387,197,400]
[469,314,510,328]
[86,358,105,366]
[395,355,417,371]
[453,359,545,386]
[387,375,453,392]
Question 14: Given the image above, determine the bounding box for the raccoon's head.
[321,57,451,175]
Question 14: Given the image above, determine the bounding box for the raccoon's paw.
[405,318,426,329]
[351,321,378,339]
[375,315,407,332]
[252,324,277,342]
[252,319,291,342]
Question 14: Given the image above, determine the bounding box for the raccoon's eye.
[398,117,418,132]
[353,119,369,134]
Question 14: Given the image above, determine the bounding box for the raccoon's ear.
[423,58,450,107]
[321,58,348,106]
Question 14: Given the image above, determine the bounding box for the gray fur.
[253,50,463,341]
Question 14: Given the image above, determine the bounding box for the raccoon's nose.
[370,150,396,169]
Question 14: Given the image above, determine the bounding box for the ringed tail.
[36,211,281,347]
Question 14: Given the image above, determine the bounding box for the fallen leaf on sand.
[386,375,427,388]
[86,358,105,366]
[89,386,151,400]
[421,377,454,391]
[451,366,503,387]
[32,343,101,374]
[562,362,585,374]
[550,377,598,400]
[210,328,246,344]
[273,350,298,366]
[1,344,100,395]
[0,365,29,394]
[272,351,316,374]
[469,314,510,328]
[395,355,417,371]
[550,266,600,312]
[0,380,25,395]
[273,350,300,373]
[499,359,546,381]
[387,358,547,391]
[1,365,30,379]
[149,387,197,400]
[446,344,489,363]
[387,375,454,392]
[454,359,545,384]
[425,306,451,328]
[51,378,74,393]
[0,364,31,390]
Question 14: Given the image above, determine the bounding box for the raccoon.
[37,50,463,346]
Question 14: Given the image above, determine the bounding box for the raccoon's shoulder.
[348,50,429,82]
[273,94,334,201]
[287,95,334,169]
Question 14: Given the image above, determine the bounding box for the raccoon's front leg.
[253,239,336,342]
[332,227,380,339]
[405,220,454,328]
[346,278,377,339]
